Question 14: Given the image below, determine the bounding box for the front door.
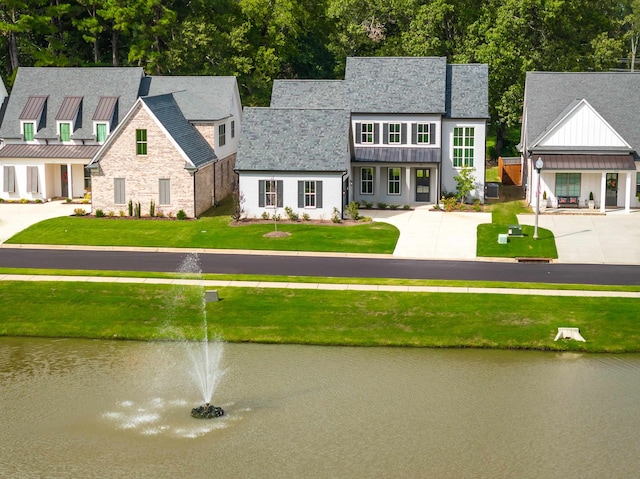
[415,169,430,202]
[605,173,618,207]
[61,165,68,198]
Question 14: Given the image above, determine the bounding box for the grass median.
[2,280,638,353]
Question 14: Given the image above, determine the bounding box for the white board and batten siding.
[240,172,345,220]
[440,119,486,200]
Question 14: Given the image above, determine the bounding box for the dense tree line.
[1,0,639,156]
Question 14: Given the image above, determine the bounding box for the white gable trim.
[532,99,631,150]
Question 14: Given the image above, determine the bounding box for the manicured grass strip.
[2,281,638,353]
[5,216,399,254]
[477,224,558,259]
[2,268,639,292]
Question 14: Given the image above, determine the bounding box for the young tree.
[454,168,477,203]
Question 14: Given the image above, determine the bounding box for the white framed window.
[219,123,226,147]
[304,181,316,207]
[417,123,430,144]
[360,122,374,144]
[263,180,279,207]
[388,123,401,144]
[22,122,35,141]
[453,127,475,168]
[361,167,373,195]
[136,129,147,155]
[388,167,401,195]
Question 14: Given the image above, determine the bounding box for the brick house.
[88,76,242,218]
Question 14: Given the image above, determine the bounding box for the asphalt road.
[1,248,639,286]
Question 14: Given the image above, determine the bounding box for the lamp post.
[533,157,544,240]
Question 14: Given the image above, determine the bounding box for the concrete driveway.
[369,206,640,265]
[0,201,85,243]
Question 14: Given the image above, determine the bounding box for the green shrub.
[176,209,187,220]
[403,204,410,210]
[95,209,105,217]
[149,200,155,217]
[443,197,457,212]
[65,198,72,204]
[134,202,141,219]
[284,206,299,221]
[389,204,400,210]
[128,199,133,216]
[345,201,360,220]
[363,201,373,209]
[19,198,29,204]
[302,212,310,221]
[156,210,164,218]
[108,210,115,218]
[331,207,341,223]
[261,211,270,220]
[35,199,43,203]
[377,202,387,209]
[73,208,87,216]
[119,210,125,217]
[473,199,482,212]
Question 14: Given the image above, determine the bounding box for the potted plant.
[588,192,595,209]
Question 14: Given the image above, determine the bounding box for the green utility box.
[508,224,522,236]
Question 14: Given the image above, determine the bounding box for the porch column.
[625,171,632,213]
[375,166,382,200]
[405,167,411,204]
[40,164,48,200]
[67,162,73,199]
[599,172,606,213]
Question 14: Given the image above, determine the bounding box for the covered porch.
[0,144,99,201]
[530,154,639,214]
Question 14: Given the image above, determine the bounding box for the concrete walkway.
[367,206,640,265]
[2,274,638,298]
[0,201,86,243]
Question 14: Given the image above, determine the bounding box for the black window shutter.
[298,181,304,208]
[355,123,361,144]
[401,124,407,144]
[258,180,265,207]
[430,123,437,144]
[374,124,379,144]
[277,180,283,207]
[382,123,389,145]
[316,181,323,208]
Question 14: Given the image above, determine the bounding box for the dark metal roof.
[55,96,83,120]
[0,143,100,159]
[353,147,441,163]
[536,154,637,170]
[19,95,48,120]
[93,96,119,121]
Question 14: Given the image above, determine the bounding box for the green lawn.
[477,199,558,259]
[6,214,399,254]
[1,281,637,353]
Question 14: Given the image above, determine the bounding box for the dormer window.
[96,123,108,143]
[22,122,35,141]
[19,95,48,141]
[219,123,226,147]
[360,123,374,144]
[59,122,71,142]
[417,123,430,144]
[388,123,401,144]
[56,96,82,142]
[93,97,118,144]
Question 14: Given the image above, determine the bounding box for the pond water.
[1,338,639,478]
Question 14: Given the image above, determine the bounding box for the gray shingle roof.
[235,108,350,172]
[446,64,489,119]
[344,57,448,114]
[0,67,144,140]
[141,94,217,169]
[269,58,488,118]
[524,72,640,154]
[270,80,345,109]
[144,76,238,121]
